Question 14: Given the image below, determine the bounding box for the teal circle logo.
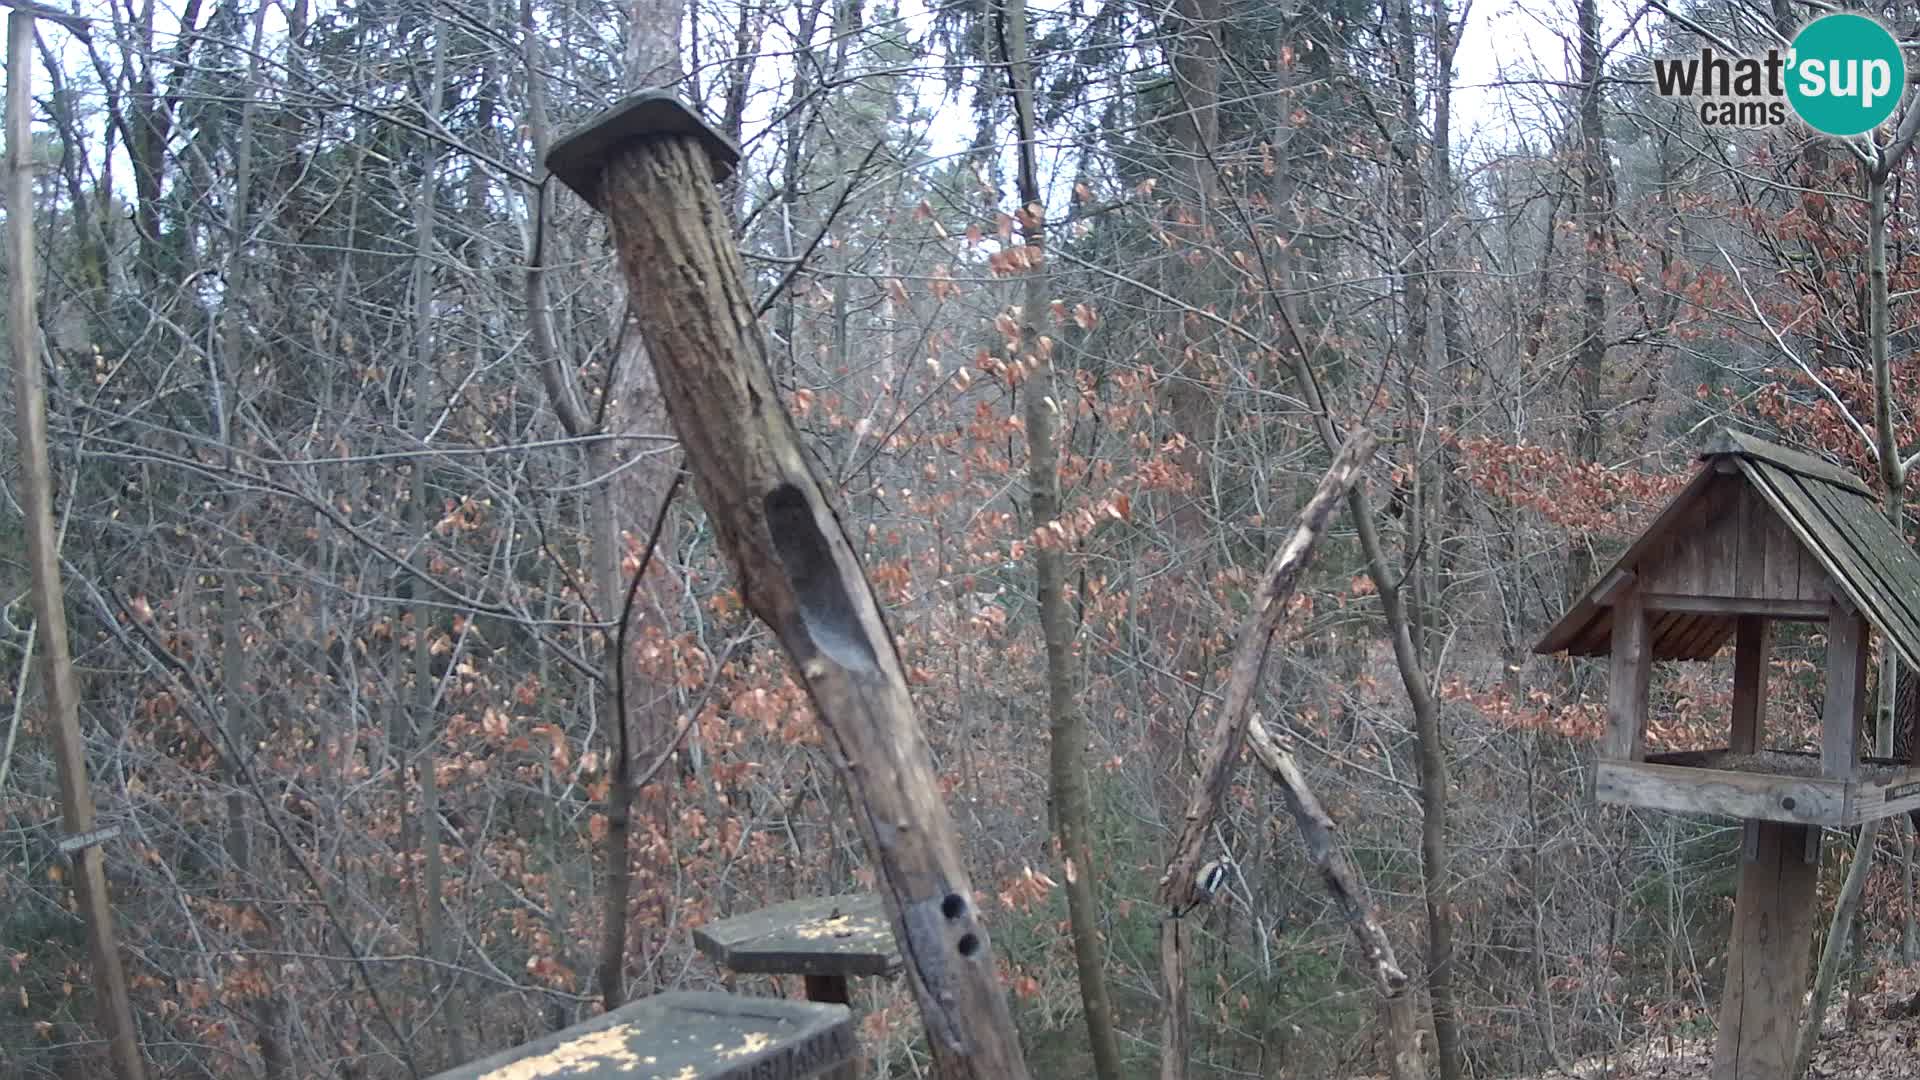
[1787,13,1906,136]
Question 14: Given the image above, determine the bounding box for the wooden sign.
[57,824,119,854]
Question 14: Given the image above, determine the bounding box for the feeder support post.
[545,94,1032,1080]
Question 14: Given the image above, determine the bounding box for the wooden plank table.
[693,894,900,1079]
[427,991,853,1080]
[693,894,901,1005]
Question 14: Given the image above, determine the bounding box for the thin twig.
[1716,242,1877,457]
[753,141,884,319]
[613,468,687,777]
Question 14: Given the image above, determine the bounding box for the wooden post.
[1605,589,1651,761]
[1712,821,1819,1080]
[545,95,1029,1079]
[1823,599,1869,780]
[1730,616,1770,755]
[7,14,146,1080]
[801,979,858,1080]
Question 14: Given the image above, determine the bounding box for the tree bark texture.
[1244,713,1424,1077]
[1244,714,1409,995]
[581,131,1031,1079]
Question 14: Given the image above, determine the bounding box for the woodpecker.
[1170,858,1231,919]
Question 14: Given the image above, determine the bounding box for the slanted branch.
[1244,714,1408,994]
[1154,433,1376,1080]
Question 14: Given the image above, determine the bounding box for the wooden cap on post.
[545,91,740,210]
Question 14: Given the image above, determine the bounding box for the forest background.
[4,0,1917,1076]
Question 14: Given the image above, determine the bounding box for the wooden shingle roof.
[1534,430,1920,671]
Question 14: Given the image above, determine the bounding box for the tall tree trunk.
[1568,0,1609,604]
[214,5,288,1072]
[8,15,147,1078]
[1796,820,1877,1078]
[775,0,829,375]
[1266,20,1426,1069]
[1429,0,1469,645]
[1168,0,1218,214]
[564,115,1035,1074]
[526,0,684,1010]
[1388,1,1461,1075]
[1271,325,1460,1080]
[1798,119,1920,1071]
[999,3,1122,1076]
[1391,0,1432,662]
[408,16,467,1064]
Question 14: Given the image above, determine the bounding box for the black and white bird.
[1170,858,1232,919]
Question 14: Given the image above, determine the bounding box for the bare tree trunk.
[408,16,467,1062]
[1244,711,1413,991]
[1387,3,1462,1072]
[1568,0,1609,605]
[1429,0,1470,638]
[1904,822,1916,964]
[1796,99,1920,1076]
[1271,320,1458,1080]
[998,2,1122,1076]
[1243,715,1422,1077]
[211,5,289,1071]
[7,15,146,1078]
[1390,0,1432,660]
[1796,821,1878,1077]
[523,0,681,1009]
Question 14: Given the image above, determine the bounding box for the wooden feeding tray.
[426,990,853,1080]
[693,894,900,1004]
[693,895,899,1080]
[1596,747,1920,826]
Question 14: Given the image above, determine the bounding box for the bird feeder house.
[1537,429,1920,1079]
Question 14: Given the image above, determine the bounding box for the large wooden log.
[1243,714,1407,995]
[546,94,1029,1078]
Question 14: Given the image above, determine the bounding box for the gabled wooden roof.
[1535,430,1920,671]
